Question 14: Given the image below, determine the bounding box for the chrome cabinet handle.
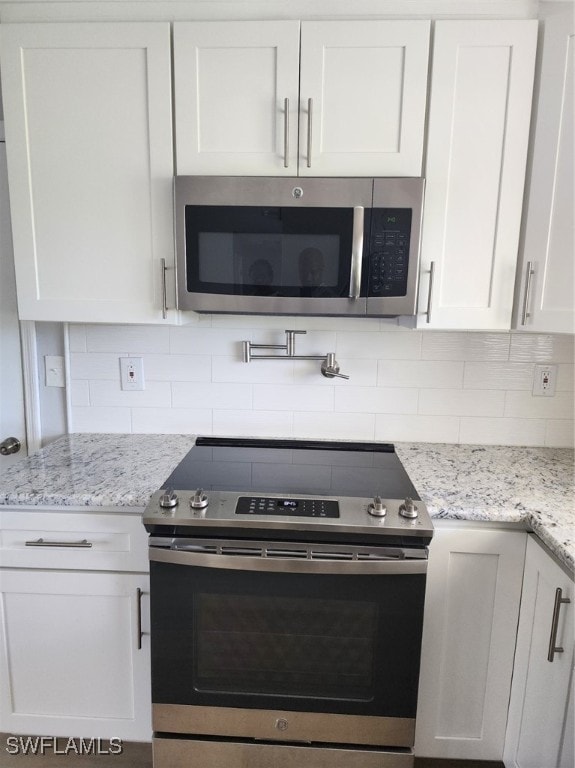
[349,206,364,299]
[548,587,571,662]
[521,261,535,326]
[161,258,168,320]
[25,538,93,548]
[426,261,436,324]
[283,97,289,168]
[137,587,145,650]
[306,98,313,168]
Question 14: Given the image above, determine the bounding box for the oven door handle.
[149,546,427,575]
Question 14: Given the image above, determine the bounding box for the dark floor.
[0,736,503,768]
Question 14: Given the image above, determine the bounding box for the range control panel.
[368,208,412,297]
[236,497,340,518]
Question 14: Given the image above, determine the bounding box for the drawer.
[0,508,148,572]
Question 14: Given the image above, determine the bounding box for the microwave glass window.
[186,206,356,298]
[198,233,341,293]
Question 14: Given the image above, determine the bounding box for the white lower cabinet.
[504,535,574,768]
[415,524,527,760]
[0,509,151,741]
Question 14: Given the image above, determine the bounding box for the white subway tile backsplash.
[545,420,575,448]
[557,363,574,391]
[89,380,171,408]
[293,412,375,441]
[213,410,293,438]
[377,360,464,389]
[68,324,575,447]
[419,389,505,417]
[172,382,252,410]
[86,324,170,354]
[375,414,460,443]
[212,356,295,384]
[71,406,132,433]
[131,407,213,435]
[335,387,418,414]
[71,353,121,380]
[336,330,421,359]
[463,362,534,390]
[421,332,510,361]
[254,384,334,412]
[504,391,575,420]
[459,417,547,446]
[144,354,212,382]
[510,333,575,363]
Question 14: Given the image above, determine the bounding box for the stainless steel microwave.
[175,176,424,317]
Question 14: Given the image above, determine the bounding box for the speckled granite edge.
[0,434,573,573]
[395,442,575,573]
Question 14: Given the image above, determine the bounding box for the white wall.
[67,317,574,447]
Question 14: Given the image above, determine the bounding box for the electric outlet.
[532,364,557,397]
[120,357,145,391]
[45,355,65,388]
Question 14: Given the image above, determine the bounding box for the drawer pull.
[548,587,571,662]
[25,538,93,548]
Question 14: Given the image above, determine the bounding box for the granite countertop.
[0,433,573,573]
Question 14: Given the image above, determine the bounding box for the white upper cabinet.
[418,21,537,330]
[174,20,430,177]
[173,21,301,176]
[514,6,575,334]
[0,23,175,323]
[298,21,429,177]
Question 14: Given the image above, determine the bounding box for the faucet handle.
[321,353,350,380]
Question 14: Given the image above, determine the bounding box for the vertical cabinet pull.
[548,587,571,662]
[426,261,436,324]
[306,98,313,168]
[161,258,168,320]
[521,261,535,326]
[137,587,145,650]
[283,98,289,168]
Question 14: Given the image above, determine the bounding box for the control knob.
[159,489,178,509]
[368,495,387,517]
[399,497,418,519]
[190,488,209,510]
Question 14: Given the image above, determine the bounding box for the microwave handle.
[349,206,364,300]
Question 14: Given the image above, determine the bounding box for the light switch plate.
[45,355,65,388]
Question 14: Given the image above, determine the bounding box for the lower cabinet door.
[414,525,526,760]
[504,535,574,768]
[0,569,151,741]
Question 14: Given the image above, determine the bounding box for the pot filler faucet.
[242,330,349,380]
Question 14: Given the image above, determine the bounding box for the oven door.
[149,539,426,748]
[175,176,373,315]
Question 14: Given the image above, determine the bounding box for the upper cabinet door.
[0,23,175,324]
[514,6,575,334]
[418,21,537,330]
[299,21,430,177]
[174,21,300,176]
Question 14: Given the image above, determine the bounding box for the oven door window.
[184,206,365,299]
[151,562,425,718]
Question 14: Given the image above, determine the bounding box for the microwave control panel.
[368,209,412,297]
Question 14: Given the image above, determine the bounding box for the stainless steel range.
[144,437,433,768]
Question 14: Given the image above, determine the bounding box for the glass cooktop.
[162,437,420,501]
